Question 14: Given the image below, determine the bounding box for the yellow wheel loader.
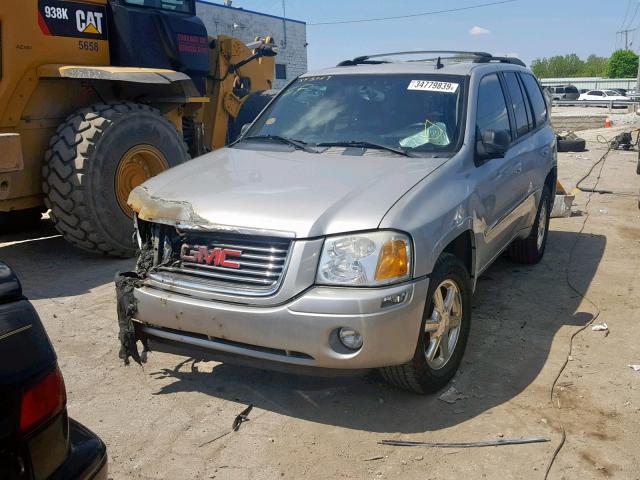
[0,0,277,256]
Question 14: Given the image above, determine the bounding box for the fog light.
[338,327,363,350]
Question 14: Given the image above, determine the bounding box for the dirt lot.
[2,125,639,479]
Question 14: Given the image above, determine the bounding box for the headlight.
[316,231,412,286]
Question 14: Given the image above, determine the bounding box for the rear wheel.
[42,103,189,257]
[508,185,551,264]
[380,253,472,394]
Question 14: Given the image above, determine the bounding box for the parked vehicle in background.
[0,262,107,479]
[611,88,628,96]
[578,89,631,101]
[545,84,580,100]
[120,51,557,394]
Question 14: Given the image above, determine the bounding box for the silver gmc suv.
[117,51,556,394]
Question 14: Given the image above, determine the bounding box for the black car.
[0,263,107,479]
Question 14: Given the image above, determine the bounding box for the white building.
[540,77,637,91]
[195,0,307,89]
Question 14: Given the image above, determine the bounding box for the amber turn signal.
[375,240,409,281]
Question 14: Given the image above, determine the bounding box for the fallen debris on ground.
[438,386,468,404]
[379,437,550,448]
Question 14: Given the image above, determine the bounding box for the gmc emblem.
[180,244,242,269]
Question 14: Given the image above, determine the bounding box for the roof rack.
[337,50,526,68]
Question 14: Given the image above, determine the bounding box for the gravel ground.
[1,125,639,479]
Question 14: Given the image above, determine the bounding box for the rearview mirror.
[476,129,510,161]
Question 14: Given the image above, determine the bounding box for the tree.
[531,54,593,78]
[583,54,608,77]
[605,49,638,78]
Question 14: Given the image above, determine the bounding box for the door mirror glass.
[477,129,510,160]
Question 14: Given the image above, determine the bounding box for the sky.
[203,0,633,71]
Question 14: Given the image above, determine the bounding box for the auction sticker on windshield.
[407,80,459,93]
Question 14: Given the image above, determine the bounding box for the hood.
[129,146,446,238]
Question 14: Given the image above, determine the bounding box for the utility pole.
[636,58,640,93]
[618,28,635,49]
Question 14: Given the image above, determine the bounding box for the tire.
[380,253,472,394]
[557,137,586,152]
[636,157,640,175]
[508,185,551,264]
[42,103,189,257]
[227,89,279,142]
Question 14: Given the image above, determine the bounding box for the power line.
[620,0,632,29]
[307,0,517,26]
[627,2,640,30]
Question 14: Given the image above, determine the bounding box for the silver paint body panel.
[131,61,556,369]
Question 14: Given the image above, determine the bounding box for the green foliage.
[531,53,609,78]
[605,49,639,78]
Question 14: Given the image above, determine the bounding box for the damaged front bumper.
[117,274,429,372]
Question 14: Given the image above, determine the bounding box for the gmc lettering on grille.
[180,244,242,269]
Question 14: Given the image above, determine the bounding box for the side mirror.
[476,129,510,161]
[240,123,251,137]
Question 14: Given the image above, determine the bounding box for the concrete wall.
[195,1,307,89]
[550,114,608,132]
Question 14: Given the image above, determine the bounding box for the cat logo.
[38,0,108,40]
[76,10,103,35]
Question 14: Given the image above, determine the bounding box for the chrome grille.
[149,231,292,296]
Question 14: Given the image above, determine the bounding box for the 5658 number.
[78,40,99,52]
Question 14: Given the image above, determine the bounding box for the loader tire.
[42,103,189,257]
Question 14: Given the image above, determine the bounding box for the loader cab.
[107,0,210,93]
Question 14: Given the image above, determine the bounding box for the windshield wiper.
[243,135,318,153]
[316,141,413,157]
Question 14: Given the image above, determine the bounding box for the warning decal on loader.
[38,0,108,40]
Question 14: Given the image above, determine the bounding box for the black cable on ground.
[574,135,613,194]
[544,137,611,479]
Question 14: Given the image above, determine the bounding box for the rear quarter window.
[520,74,548,126]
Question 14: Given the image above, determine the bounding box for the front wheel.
[380,253,472,394]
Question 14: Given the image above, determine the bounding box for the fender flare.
[37,64,202,98]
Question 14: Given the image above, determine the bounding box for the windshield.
[604,90,621,96]
[244,74,466,154]
[124,0,194,14]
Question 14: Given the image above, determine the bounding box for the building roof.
[195,0,306,25]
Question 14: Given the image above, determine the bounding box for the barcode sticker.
[408,80,459,93]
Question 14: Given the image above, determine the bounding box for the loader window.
[123,0,194,14]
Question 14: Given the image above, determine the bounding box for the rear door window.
[476,73,512,144]
[565,86,579,94]
[520,74,548,126]
[503,72,530,138]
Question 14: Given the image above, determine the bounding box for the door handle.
[513,163,522,175]
[541,147,550,157]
